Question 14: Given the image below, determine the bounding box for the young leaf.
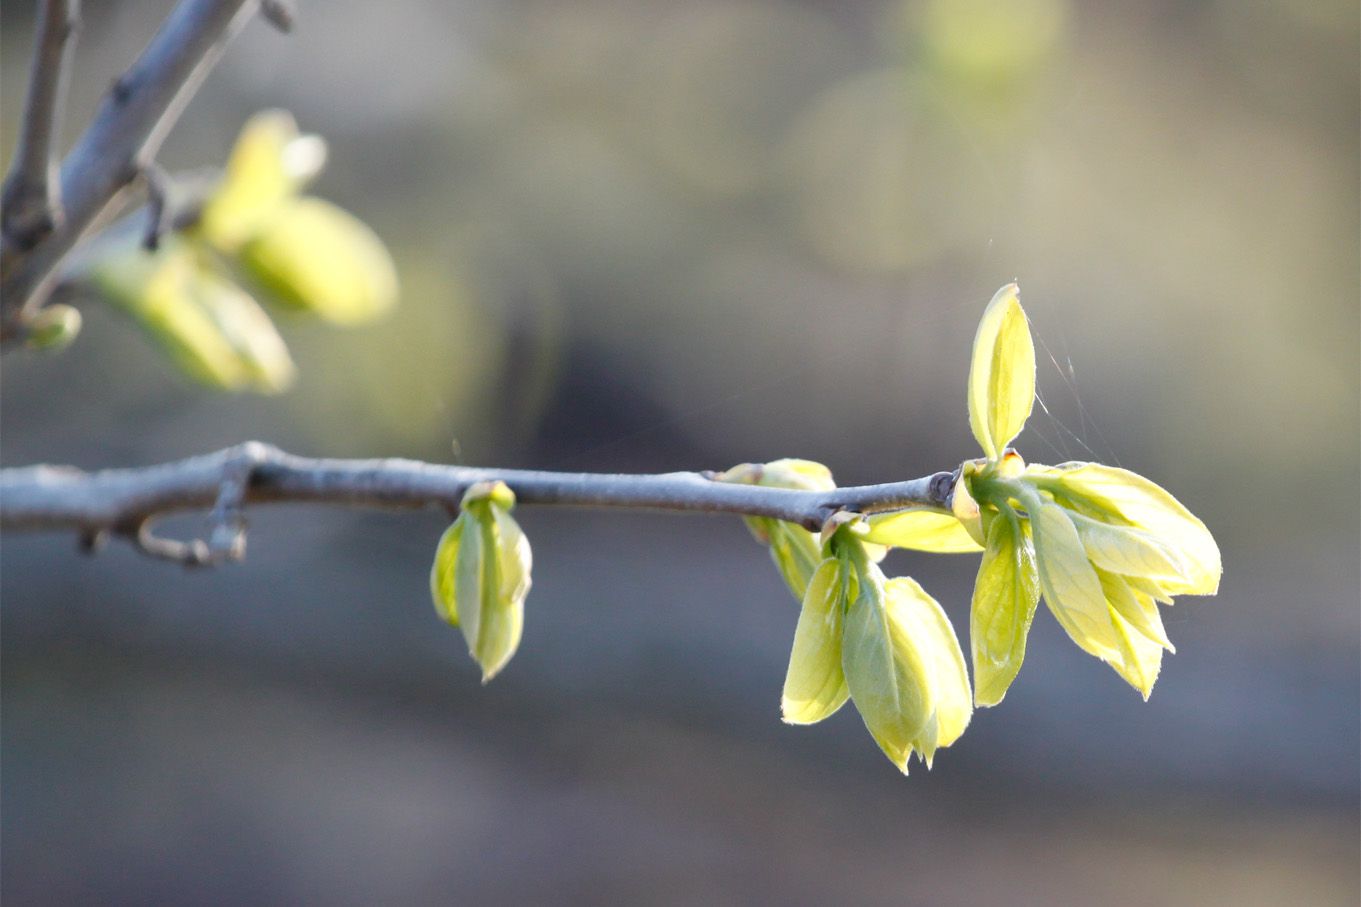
[970,510,1040,707]
[1096,568,1173,651]
[841,562,933,773]
[430,518,463,626]
[1069,511,1191,585]
[1041,463,1220,595]
[862,508,983,553]
[885,577,972,764]
[1107,603,1165,700]
[199,110,323,252]
[967,283,1036,459]
[782,558,851,725]
[1031,501,1123,663]
[492,505,533,610]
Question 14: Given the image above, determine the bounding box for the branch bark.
[1,0,80,255]
[0,0,258,341]
[0,442,956,565]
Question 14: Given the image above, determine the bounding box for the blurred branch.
[0,0,79,256]
[0,442,955,567]
[0,0,261,344]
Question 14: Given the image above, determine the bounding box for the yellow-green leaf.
[863,508,983,553]
[970,510,1040,707]
[240,197,398,325]
[967,283,1035,459]
[1096,568,1173,651]
[841,564,933,773]
[782,558,851,724]
[1047,463,1220,595]
[430,518,464,626]
[1108,603,1165,700]
[1070,512,1190,585]
[492,506,533,610]
[885,576,972,764]
[1031,501,1122,662]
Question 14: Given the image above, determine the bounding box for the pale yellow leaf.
[782,558,851,724]
[863,508,983,553]
[1031,501,1122,661]
[970,512,1040,706]
[967,283,1035,458]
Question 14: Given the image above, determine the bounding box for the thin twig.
[0,0,80,254]
[0,443,955,563]
[0,0,260,342]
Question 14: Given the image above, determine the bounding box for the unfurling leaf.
[429,481,532,682]
[970,508,1040,707]
[967,283,1035,459]
[1033,462,1220,595]
[1031,500,1122,663]
[884,577,972,766]
[782,558,851,724]
[841,545,972,773]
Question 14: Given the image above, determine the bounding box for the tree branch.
[0,0,259,342]
[0,442,955,565]
[1,0,80,254]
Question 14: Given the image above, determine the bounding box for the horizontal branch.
[0,442,955,564]
[0,0,257,340]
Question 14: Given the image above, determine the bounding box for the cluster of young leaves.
[426,284,1221,775]
[73,112,398,391]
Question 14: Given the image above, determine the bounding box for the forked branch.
[0,0,79,256]
[0,0,260,341]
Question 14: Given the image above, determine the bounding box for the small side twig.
[0,0,80,255]
[205,442,269,560]
[128,518,214,567]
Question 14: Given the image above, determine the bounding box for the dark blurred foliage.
[2,0,1357,903]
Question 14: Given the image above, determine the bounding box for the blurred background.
[2,0,1357,903]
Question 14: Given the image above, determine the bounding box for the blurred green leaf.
[239,197,398,326]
